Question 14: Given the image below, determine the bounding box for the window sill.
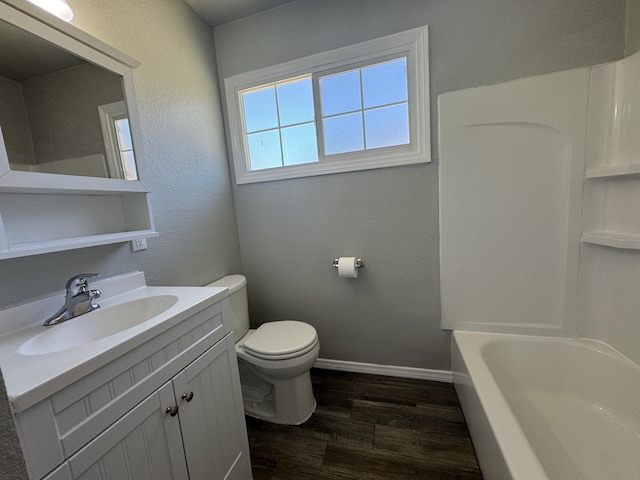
[235,150,429,184]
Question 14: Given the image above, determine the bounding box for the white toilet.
[207,274,319,425]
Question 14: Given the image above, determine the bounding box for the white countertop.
[0,272,229,413]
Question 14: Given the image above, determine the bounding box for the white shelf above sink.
[585,162,640,179]
[582,231,640,250]
[0,230,158,260]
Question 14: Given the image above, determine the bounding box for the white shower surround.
[440,49,640,479]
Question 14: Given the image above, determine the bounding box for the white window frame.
[98,101,138,180]
[224,26,430,184]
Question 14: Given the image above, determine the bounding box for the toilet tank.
[206,274,250,341]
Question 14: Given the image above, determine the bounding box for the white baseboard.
[313,358,453,383]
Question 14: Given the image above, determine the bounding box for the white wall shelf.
[0,191,157,260]
[582,231,640,250]
[585,162,640,179]
[0,230,158,260]
[0,2,156,260]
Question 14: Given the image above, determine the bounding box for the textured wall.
[0,0,242,308]
[626,0,640,54]
[214,0,627,370]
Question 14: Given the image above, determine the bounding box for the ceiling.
[183,0,294,26]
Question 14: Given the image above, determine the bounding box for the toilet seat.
[243,321,318,360]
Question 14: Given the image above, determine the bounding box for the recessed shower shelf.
[582,231,640,250]
[585,162,640,179]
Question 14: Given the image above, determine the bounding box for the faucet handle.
[65,273,99,295]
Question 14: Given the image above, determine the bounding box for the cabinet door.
[172,334,251,480]
[67,381,189,480]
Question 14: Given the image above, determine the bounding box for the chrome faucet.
[44,274,101,326]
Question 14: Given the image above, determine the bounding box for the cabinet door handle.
[182,392,194,402]
[166,405,179,417]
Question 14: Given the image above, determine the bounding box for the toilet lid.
[243,321,317,360]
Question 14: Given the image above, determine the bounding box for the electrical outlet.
[131,238,147,252]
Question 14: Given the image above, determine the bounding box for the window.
[225,26,429,184]
[320,57,409,155]
[242,76,318,170]
[98,101,138,180]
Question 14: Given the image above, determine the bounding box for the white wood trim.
[236,153,428,184]
[314,358,453,383]
[98,101,130,179]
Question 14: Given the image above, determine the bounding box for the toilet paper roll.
[337,257,358,278]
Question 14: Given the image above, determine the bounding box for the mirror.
[0,18,137,180]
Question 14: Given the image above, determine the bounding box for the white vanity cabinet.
[172,335,250,479]
[46,334,251,480]
[13,296,251,480]
[44,380,188,480]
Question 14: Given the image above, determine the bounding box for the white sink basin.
[19,294,179,356]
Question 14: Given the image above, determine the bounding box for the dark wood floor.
[246,368,483,479]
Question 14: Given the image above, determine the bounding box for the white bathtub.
[452,331,640,480]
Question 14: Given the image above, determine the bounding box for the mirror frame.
[0,0,150,195]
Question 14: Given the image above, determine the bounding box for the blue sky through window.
[277,78,314,126]
[323,113,364,155]
[240,56,411,170]
[320,57,410,155]
[243,87,278,133]
[364,103,409,149]
[247,130,282,170]
[320,70,361,116]
[282,123,318,165]
[241,76,318,170]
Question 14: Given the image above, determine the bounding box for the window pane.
[115,118,133,150]
[323,112,364,155]
[120,150,138,180]
[364,103,409,149]
[362,58,408,109]
[247,130,282,170]
[281,123,318,166]
[320,70,361,116]
[277,78,314,126]
[242,87,279,133]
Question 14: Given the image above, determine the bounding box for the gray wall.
[0,75,34,165]
[21,63,122,166]
[214,0,627,370]
[0,0,242,308]
[626,0,640,54]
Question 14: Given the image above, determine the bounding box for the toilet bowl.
[207,275,319,425]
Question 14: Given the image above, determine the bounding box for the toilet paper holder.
[332,258,365,269]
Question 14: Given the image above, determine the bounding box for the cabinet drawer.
[16,301,225,480]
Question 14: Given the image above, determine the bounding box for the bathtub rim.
[452,330,640,480]
[453,330,549,480]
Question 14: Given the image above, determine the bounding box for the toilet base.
[244,398,317,425]
[239,366,317,425]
